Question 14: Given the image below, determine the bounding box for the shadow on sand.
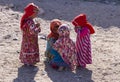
[13,65,38,82]
[44,62,94,82]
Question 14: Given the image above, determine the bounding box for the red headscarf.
[72,14,95,34]
[20,3,39,30]
[47,19,62,40]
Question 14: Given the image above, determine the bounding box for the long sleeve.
[22,19,40,35]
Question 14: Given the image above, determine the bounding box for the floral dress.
[20,18,40,65]
[53,24,77,70]
[45,38,68,67]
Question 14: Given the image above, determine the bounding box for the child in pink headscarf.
[19,3,41,66]
[53,24,77,71]
[72,14,95,68]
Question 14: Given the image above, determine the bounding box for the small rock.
[39,35,47,40]
[16,51,20,53]
[13,37,18,41]
[41,70,47,75]
[3,35,11,39]
[102,72,109,76]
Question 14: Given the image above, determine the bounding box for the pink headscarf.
[72,14,95,34]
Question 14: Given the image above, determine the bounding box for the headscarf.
[20,3,39,30]
[58,24,70,38]
[47,19,62,40]
[72,14,95,34]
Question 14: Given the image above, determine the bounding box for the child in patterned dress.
[53,24,77,71]
[20,3,41,66]
[45,19,68,71]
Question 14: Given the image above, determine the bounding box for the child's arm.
[26,20,41,34]
[80,27,89,38]
[76,27,89,38]
[52,40,61,52]
[47,38,55,49]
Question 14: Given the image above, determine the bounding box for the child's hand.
[35,22,41,33]
[37,27,41,33]
[35,27,41,33]
[35,23,40,27]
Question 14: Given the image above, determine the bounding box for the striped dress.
[75,27,92,67]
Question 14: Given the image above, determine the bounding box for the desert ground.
[0,0,120,82]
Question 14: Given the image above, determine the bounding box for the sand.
[0,0,120,82]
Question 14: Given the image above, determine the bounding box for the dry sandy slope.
[0,0,120,82]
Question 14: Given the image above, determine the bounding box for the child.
[19,3,41,66]
[72,14,95,68]
[53,24,77,71]
[45,19,68,71]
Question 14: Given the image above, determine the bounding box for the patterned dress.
[53,24,77,70]
[75,27,92,67]
[45,38,68,67]
[20,19,40,65]
[53,37,77,70]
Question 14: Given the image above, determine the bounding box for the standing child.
[45,19,68,71]
[53,24,77,71]
[20,3,41,66]
[72,14,95,68]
